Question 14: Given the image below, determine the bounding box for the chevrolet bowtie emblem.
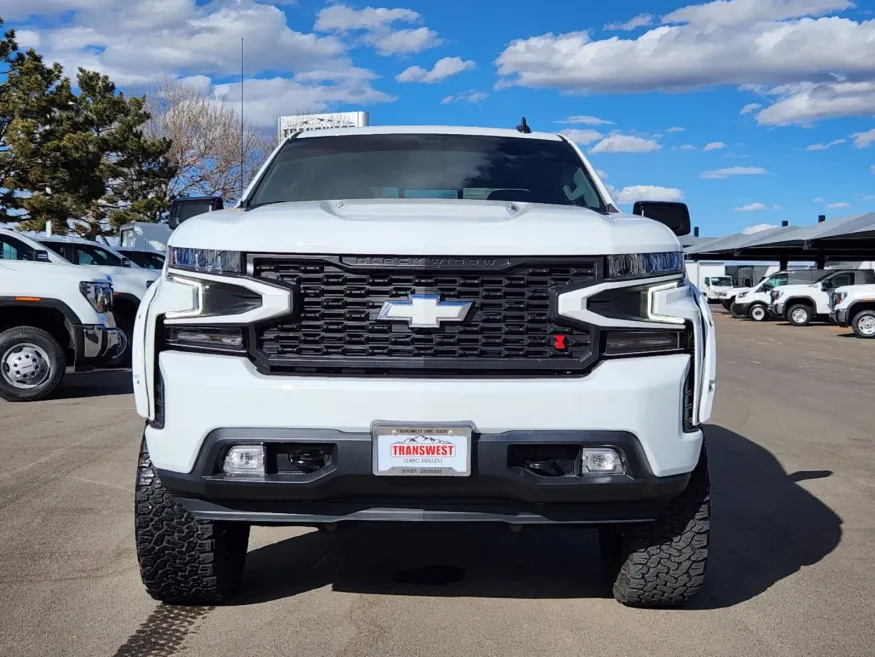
[376,294,472,328]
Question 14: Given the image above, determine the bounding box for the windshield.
[77,244,125,267]
[121,250,165,270]
[709,276,732,287]
[246,134,608,212]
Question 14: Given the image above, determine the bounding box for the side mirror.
[34,251,51,262]
[632,201,692,236]
[168,196,224,230]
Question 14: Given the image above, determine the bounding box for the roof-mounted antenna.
[516,117,531,133]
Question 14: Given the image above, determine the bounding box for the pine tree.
[1,17,175,237]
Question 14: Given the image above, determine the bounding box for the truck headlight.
[737,291,747,299]
[79,281,114,313]
[168,247,242,274]
[834,291,847,306]
[605,252,684,280]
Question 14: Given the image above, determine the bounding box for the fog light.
[222,445,265,475]
[581,448,625,475]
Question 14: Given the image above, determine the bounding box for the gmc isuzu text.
[132,125,717,608]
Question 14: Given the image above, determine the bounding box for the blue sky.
[3,0,875,237]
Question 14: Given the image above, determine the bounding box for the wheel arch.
[0,297,77,351]
[848,300,875,323]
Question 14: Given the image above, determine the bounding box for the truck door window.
[825,273,853,289]
[762,274,788,291]
[76,244,124,266]
[0,235,39,261]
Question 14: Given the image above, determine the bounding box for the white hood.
[168,199,682,256]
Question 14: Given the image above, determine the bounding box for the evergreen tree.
[0,17,175,237]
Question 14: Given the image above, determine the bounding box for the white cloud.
[871,165,875,175]
[734,202,767,211]
[827,201,851,208]
[863,194,875,199]
[805,138,847,151]
[558,129,604,145]
[703,141,727,151]
[591,134,661,153]
[14,30,42,48]
[615,185,684,204]
[596,169,609,179]
[0,0,114,19]
[314,4,442,56]
[701,166,769,179]
[813,196,824,202]
[742,223,780,234]
[494,13,875,110]
[666,126,686,132]
[679,144,698,150]
[440,90,487,104]
[27,0,350,85]
[396,57,475,83]
[754,81,875,126]
[604,13,654,31]
[214,72,395,127]
[314,5,420,32]
[369,27,442,56]
[740,103,763,114]
[773,204,782,209]
[662,0,854,27]
[556,115,615,125]
[851,128,875,148]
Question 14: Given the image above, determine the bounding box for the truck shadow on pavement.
[237,425,842,609]
[58,369,133,399]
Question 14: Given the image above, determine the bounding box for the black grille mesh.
[250,256,600,375]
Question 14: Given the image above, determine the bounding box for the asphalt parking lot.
[1,310,873,657]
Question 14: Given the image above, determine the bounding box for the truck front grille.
[248,255,601,376]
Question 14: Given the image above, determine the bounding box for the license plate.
[372,424,472,476]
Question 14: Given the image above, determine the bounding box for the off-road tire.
[721,299,732,311]
[106,314,133,368]
[786,304,812,327]
[748,304,767,321]
[0,326,66,402]
[851,309,875,339]
[135,437,250,605]
[600,444,710,608]
[729,302,746,318]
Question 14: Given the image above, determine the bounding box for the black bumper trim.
[156,428,692,525]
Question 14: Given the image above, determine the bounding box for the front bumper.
[157,428,690,525]
[144,350,703,523]
[831,309,849,326]
[73,323,122,367]
[769,303,785,317]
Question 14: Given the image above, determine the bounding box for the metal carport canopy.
[737,212,875,260]
[685,225,801,259]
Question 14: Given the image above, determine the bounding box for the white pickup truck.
[0,230,121,401]
[769,269,875,326]
[130,124,717,610]
[30,235,158,365]
[829,284,875,337]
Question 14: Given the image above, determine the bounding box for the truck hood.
[0,259,112,282]
[775,283,818,295]
[168,199,682,255]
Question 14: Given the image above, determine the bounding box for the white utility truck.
[731,269,831,321]
[30,235,158,366]
[0,229,121,401]
[769,269,875,326]
[829,284,875,337]
[684,261,734,302]
[131,124,717,609]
